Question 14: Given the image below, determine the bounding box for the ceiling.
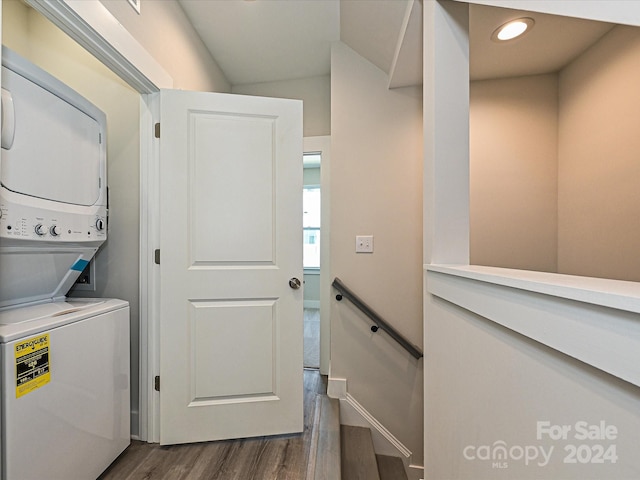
[178,0,617,88]
[469,4,614,81]
[178,0,340,86]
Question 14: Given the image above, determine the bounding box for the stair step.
[376,454,408,480]
[307,395,341,480]
[340,425,381,480]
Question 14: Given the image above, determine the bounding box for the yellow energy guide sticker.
[15,333,50,398]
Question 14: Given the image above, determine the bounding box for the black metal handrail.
[332,277,423,359]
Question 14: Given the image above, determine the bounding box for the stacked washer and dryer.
[0,47,130,479]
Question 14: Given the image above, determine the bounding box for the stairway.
[307,394,408,480]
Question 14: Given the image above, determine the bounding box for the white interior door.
[159,89,303,445]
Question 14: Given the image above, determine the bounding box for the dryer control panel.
[0,197,106,244]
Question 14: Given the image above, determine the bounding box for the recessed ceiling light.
[491,17,535,42]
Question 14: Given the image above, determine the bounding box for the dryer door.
[1,65,103,207]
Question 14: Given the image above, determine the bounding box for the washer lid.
[0,246,98,311]
[0,298,128,343]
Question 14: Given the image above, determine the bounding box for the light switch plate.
[355,235,374,253]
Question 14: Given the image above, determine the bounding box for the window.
[303,186,321,268]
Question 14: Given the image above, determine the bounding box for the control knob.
[95,218,105,231]
[50,225,61,236]
[35,224,47,236]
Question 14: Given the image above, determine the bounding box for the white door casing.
[159,89,303,444]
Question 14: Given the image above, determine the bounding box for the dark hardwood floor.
[99,369,327,480]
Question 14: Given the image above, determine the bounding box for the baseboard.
[339,393,411,458]
[327,376,347,398]
[304,300,320,309]
[328,377,424,480]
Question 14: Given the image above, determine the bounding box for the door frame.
[23,0,171,442]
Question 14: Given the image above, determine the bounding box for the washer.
[0,299,130,479]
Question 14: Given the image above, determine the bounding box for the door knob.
[289,277,301,289]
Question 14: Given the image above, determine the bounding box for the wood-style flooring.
[303,308,320,369]
[99,369,327,480]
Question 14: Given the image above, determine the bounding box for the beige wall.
[2,0,142,433]
[100,0,230,92]
[233,75,331,137]
[470,74,558,272]
[470,24,640,283]
[331,41,423,465]
[558,25,640,282]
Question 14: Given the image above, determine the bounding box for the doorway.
[302,136,330,375]
[303,152,321,368]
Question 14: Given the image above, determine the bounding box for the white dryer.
[0,46,130,479]
[0,45,107,309]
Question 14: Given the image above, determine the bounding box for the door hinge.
[154,122,160,138]
[154,249,160,265]
[154,375,160,392]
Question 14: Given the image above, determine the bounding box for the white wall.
[426,292,640,479]
[558,24,640,282]
[233,75,330,137]
[331,41,424,467]
[100,0,230,93]
[470,74,558,272]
